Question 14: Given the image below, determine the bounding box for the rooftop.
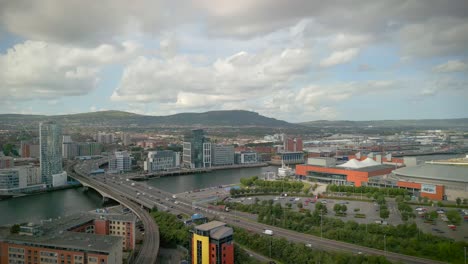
[210,226,233,240]
[393,164,468,182]
[195,221,226,232]
[0,227,121,253]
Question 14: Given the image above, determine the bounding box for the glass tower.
[39,121,63,187]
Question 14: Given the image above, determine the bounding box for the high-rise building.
[39,121,64,187]
[96,132,115,144]
[183,129,211,168]
[211,144,234,166]
[122,133,132,146]
[109,151,132,173]
[144,151,180,172]
[190,221,234,264]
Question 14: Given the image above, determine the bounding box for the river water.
[1,153,465,226]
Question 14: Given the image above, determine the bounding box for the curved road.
[67,163,159,264]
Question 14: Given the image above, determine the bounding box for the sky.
[0,1,467,122]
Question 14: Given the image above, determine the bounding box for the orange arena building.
[296,157,396,187]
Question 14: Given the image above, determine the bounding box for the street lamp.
[384,234,387,256]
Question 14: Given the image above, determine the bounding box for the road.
[67,162,159,264]
[72,159,446,264]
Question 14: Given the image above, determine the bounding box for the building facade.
[190,221,234,264]
[183,129,211,168]
[0,156,13,169]
[284,137,303,152]
[235,151,258,164]
[39,121,63,187]
[96,132,114,144]
[211,145,235,166]
[144,151,180,172]
[109,151,132,173]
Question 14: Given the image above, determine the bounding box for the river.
[1,153,465,226]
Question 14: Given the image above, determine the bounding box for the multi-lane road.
[68,162,159,264]
[71,159,445,264]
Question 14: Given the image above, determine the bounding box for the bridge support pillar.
[102,196,109,203]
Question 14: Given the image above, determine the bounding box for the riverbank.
[0,182,82,201]
[131,163,269,181]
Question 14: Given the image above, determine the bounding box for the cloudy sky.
[0,1,467,122]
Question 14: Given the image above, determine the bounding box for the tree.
[333,204,342,215]
[456,197,461,206]
[297,202,303,209]
[380,209,390,219]
[10,224,20,234]
[463,198,468,205]
[341,205,347,214]
[446,210,462,225]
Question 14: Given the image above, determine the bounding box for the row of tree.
[234,227,393,264]
[232,177,305,196]
[225,200,468,263]
[327,184,408,197]
[150,210,190,248]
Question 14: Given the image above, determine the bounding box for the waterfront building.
[0,166,43,193]
[39,121,64,187]
[190,221,234,264]
[0,156,13,169]
[183,129,211,168]
[234,151,258,164]
[211,144,234,166]
[109,151,132,173]
[144,150,180,172]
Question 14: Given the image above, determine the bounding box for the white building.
[109,151,132,173]
[144,151,180,172]
[122,133,132,146]
[96,132,114,144]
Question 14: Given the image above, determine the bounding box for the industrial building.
[190,221,234,264]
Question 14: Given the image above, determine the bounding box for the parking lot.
[230,195,404,226]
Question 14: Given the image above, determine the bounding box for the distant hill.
[299,118,468,129]
[0,110,294,129]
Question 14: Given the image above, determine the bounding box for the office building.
[39,121,64,187]
[77,142,103,157]
[109,151,132,173]
[144,151,180,172]
[190,221,234,264]
[0,156,13,169]
[211,145,234,166]
[234,151,258,164]
[183,129,211,168]
[0,166,43,193]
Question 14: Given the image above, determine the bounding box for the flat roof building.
[190,221,234,264]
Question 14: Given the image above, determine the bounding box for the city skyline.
[0,1,467,122]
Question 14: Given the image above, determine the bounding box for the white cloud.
[0,40,139,100]
[320,48,359,67]
[111,46,312,107]
[433,60,467,73]
[330,33,373,50]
